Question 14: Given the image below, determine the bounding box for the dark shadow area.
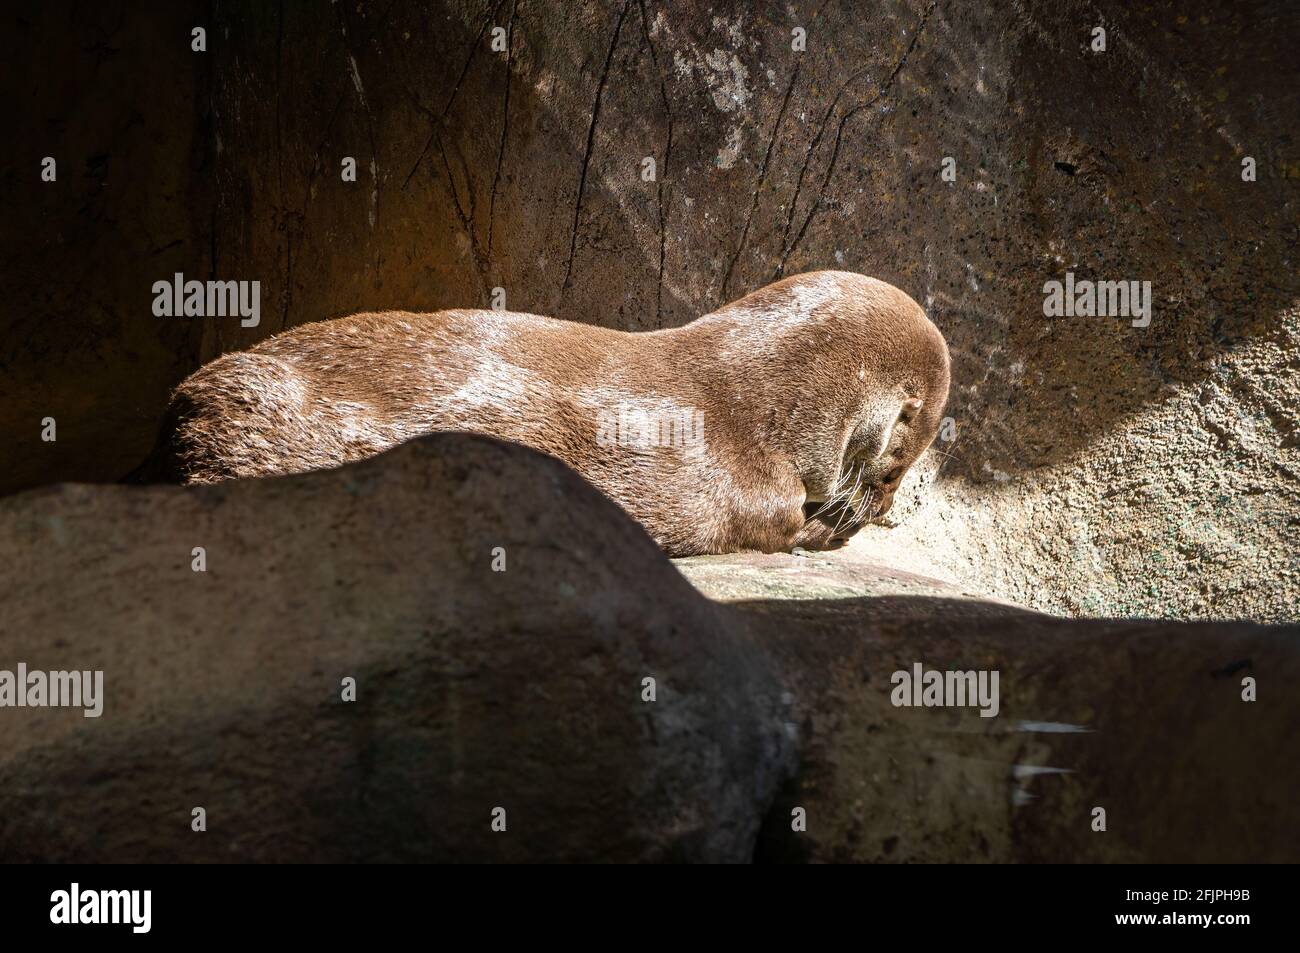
[731,591,1299,862]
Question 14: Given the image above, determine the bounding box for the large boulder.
[0,434,794,862]
[684,552,1300,863]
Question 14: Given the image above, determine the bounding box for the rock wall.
[3,0,1297,620]
[2,2,211,492]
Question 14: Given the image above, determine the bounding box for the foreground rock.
[2,438,1297,862]
[0,434,793,862]
[682,551,1300,863]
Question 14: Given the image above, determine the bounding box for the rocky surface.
[677,549,1009,607]
[0,434,794,862]
[2,437,1296,862]
[682,549,1300,863]
[749,593,1300,864]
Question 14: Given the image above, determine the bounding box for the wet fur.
[140,271,950,557]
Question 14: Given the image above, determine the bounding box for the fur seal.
[141,271,950,557]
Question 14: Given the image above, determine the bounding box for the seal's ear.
[898,397,924,425]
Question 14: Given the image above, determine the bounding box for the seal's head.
[705,271,950,545]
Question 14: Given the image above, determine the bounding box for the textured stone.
[0,435,794,862]
[2,440,1297,862]
[681,551,1300,863]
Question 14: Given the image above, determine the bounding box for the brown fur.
[140,272,950,557]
